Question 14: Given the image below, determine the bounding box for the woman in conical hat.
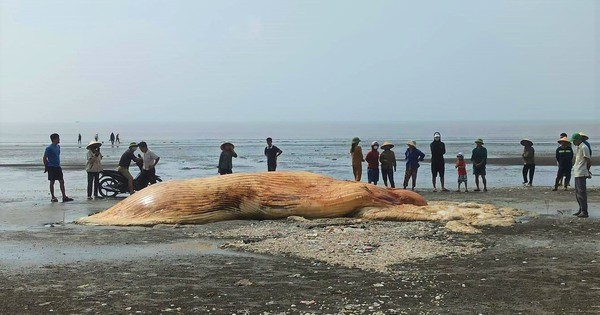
[86,140,103,199]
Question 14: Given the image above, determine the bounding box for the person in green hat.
[470,139,487,192]
[571,133,592,218]
[117,142,143,194]
[350,137,364,181]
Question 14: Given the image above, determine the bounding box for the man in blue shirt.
[43,133,73,202]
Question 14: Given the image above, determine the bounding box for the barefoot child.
[455,153,468,192]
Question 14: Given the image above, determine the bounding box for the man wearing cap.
[118,142,143,194]
[553,137,573,191]
[138,141,160,189]
[471,139,488,192]
[218,142,237,175]
[571,133,592,218]
[430,132,447,192]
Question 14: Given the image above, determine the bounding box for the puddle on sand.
[0,239,259,270]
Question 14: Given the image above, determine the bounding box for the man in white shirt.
[571,133,592,218]
[137,141,160,190]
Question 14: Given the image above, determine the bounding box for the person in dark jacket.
[218,142,238,175]
[403,140,425,190]
[471,139,488,192]
[520,139,535,186]
[264,137,283,171]
[430,132,447,192]
[553,137,574,191]
[365,141,380,185]
[379,141,396,188]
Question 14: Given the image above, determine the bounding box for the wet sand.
[0,186,599,314]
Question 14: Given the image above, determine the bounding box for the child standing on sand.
[455,153,468,192]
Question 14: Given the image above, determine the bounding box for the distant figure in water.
[218,142,238,175]
[77,133,82,145]
[403,140,425,190]
[110,132,115,146]
[264,137,282,171]
[94,133,99,141]
[116,134,120,145]
[471,139,488,192]
[520,139,535,186]
[553,136,573,191]
[365,141,380,185]
[350,137,364,181]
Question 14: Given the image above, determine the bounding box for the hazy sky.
[0,0,597,123]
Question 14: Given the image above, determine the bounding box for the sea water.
[0,121,597,199]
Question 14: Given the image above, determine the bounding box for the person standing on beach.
[365,141,380,185]
[218,142,237,175]
[553,137,573,191]
[379,141,396,188]
[110,132,115,146]
[455,152,468,192]
[86,140,103,199]
[77,133,82,145]
[403,140,425,190]
[118,142,142,194]
[94,133,99,141]
[264,137,282,171]
[116,134,120,145]
[138,142,160,189]
[571,133,592,218]
[43,133,74,202]
[471,139,488,192]
[430,132,447,192]
[350,137,364,181]
[520,139,535,186]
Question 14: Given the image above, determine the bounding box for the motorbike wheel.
[99,178,119,198]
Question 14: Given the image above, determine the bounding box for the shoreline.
[1,155,599,169]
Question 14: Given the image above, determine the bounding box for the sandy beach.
[0,184,598,314]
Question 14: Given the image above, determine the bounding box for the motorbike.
[98,158,162,198]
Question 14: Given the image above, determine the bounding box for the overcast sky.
[0,0,597,123]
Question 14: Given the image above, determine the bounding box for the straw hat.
[557,137,570,144]
[381,141,394,149]
[579,132,589,141]
[128,142,138,148]
[406,140,416,147]
[474,138,484,144]
[86,140,102,149]
[352,137,361,144]
[520,139,533,146]
[220,142,234,150]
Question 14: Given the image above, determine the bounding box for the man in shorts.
[117,142,142,194]
[470,138,488,192]
[430,132,448,192]
[43,133,74,202]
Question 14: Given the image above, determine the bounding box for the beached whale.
[75,171,524,233]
